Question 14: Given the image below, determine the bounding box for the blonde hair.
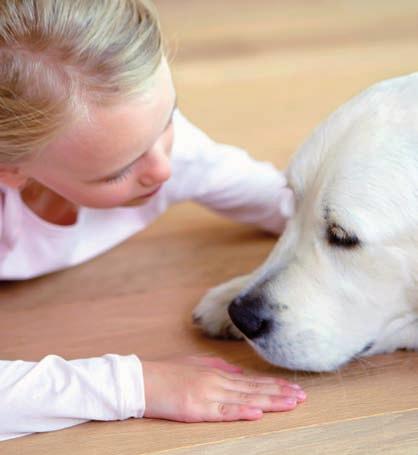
[0,0,164,164]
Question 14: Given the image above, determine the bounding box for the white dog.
[193,73,418,372]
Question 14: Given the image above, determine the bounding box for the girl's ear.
[0,166,29,189]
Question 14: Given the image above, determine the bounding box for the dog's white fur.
[193,73,418,372]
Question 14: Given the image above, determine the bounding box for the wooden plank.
[168,411,418,455]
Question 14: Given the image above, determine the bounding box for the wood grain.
[2,0,418,453]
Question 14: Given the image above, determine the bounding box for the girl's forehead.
[34,64,176,178]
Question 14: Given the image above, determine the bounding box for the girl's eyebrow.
[89,98,178,183]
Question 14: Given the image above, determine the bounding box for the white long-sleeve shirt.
[0,111,293,441]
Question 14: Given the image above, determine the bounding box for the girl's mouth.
[140,185,162,198]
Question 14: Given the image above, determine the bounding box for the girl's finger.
[206,403,263,422]
[222,380,307,402]
[219,390,299,412]
[222,372,303,390]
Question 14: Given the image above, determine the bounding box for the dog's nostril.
[228,299,272,339]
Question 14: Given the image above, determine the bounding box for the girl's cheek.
[70,183,128,208]
[165,125,174,156]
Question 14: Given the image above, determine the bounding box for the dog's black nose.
[228,295,272,339]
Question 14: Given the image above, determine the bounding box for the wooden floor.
[2,0,418,453]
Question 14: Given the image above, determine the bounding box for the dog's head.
[229,74,418,371]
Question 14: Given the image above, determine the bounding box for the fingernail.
[285,397,297,406]
[296,390,307,400]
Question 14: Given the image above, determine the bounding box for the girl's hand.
[142,355,306,422]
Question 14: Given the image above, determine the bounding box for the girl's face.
[20,59,177,208]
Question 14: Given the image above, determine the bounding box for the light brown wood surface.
[2,1,418,453]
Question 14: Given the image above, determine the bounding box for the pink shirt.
[0,111,293,440]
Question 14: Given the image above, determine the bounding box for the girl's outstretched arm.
[0,353,306,441]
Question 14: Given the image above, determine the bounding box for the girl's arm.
[0,354,306,441]
[167,111,294,234]
[0,354,145,441]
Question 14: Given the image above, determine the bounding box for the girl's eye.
[104,166,134,185]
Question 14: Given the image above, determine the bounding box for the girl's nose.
[137,145,172,187]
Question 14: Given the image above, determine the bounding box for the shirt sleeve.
[167,111,295,235]
[0,354,145,441]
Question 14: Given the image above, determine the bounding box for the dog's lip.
[355,341,375,357]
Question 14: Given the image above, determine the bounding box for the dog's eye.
[327,224,360,248]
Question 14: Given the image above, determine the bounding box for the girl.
[0,0,305,442]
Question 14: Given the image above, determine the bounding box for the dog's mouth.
[248,336,378,372]
[349,341,375,362]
